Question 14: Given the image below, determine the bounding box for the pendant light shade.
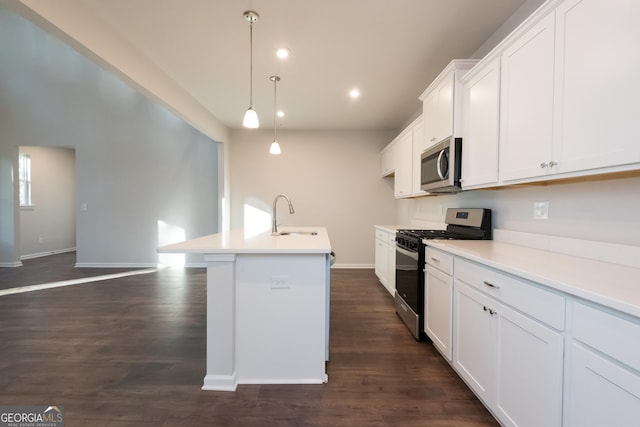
[243,10,260,128]
[269,141,281,155]
[270,75,281,155]
[243,107,259,128]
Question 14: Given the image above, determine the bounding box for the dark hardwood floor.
[0,254,498,426]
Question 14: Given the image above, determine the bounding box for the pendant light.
[269,75,282,155]
[242,10,260,128]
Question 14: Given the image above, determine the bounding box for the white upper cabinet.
[381,115,425,199]
[499,13,556,182]
[410,117,427,196]
[497,0,640,184]
[420,60,478,148]
[461,57,501,189]
[552,0,640,174]
[380,141,395,177]
[393,129,413,198]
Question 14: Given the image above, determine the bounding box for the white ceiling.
[6,0,528,131]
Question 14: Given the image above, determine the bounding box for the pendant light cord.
[249,21,253,108]
[273,77,277,140]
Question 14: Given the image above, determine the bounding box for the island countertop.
[158,227,332,255]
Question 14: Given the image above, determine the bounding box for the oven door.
[395,245,419,312]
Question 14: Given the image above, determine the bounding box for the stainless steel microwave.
[420,136,462,193]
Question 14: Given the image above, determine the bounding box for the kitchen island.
[158,227,332,391]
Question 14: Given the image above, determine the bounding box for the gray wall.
[19,146,76,258]
[230,129,396,267]
[0,5,220,267]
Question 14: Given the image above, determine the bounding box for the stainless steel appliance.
[420,136,462,193]
[395,208,492,340]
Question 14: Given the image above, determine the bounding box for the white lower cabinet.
[453,259,565,427]
[424,247,454,361]
[430,246,640,426]
[565,301,640,426]
[374,227,395,296]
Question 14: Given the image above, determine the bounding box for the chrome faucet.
[272,194,295,234]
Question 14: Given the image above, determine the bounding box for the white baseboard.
[0,261,23,268]
[20,247,76,261]
[75,262,159,269]
[331,263,374,269]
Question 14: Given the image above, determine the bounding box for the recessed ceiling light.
[277,111,285,118]
[276,48,290,59]
[349,88,360,99]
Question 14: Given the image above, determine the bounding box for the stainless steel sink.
[276,231,318,236]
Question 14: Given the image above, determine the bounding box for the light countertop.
[426,239,640,319]
[158,227,331,255]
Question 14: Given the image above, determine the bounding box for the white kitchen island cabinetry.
[453,258,565,427]
[158,227,332,392]
[565,301,640,426]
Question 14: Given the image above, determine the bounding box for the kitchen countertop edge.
[425,239,640,319]
[158,227,332,255]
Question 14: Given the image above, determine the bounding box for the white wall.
[229,129,396,267]
[19,146,76,258]
[397,176,640,246]
[0,5,220,267]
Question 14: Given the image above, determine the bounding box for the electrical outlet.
[271,275,290,289]
[533,201,549,220]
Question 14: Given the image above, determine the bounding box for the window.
[18,152,32,206]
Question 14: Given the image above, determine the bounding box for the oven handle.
[396,245,419,261]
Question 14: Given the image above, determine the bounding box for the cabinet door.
[495,302,564,427]
[435,75,454,142]
[453,281,495,404]
[411,118,427,196]
[461,58,500,188]
[499,13,555,182]
[566,343,640,427]
[553,0,640,173]
[425,266,453,360]
[380,144,395,177]
[374,236,388,286]
[386,236,396,295]
[393,131,413,198]
[422,90,439,147]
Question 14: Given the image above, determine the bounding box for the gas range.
[396,208,492,251]
[394,208,492,341]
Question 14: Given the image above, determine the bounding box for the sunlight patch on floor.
[0,267,162,297]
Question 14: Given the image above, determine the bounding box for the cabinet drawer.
[425,247,453,275]
[375,229,386,241]
[455,258,565,330]
[572,301,640,373]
